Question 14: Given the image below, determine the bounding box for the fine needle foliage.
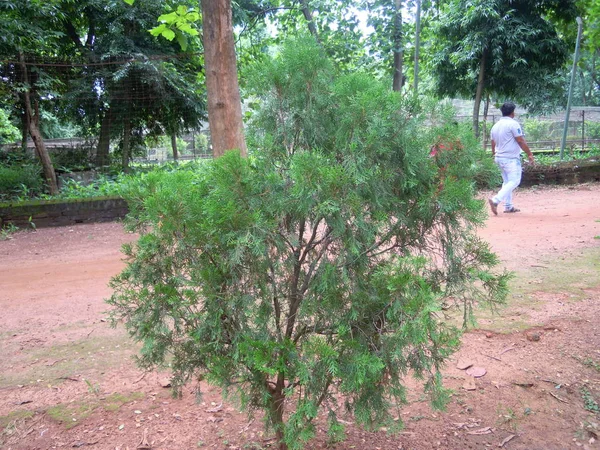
[108,37,510,450]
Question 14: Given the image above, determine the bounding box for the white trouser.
[492,157,522,210]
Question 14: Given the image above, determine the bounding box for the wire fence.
[468,107,600,154]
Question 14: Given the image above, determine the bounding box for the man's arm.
[515,136,534,163]
[491,139,496,157]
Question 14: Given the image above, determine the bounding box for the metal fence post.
[560,17,583,160]
[582,110,585,152]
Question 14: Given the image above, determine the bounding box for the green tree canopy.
[430,0,578,132]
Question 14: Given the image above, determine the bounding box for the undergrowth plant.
[108,37,509,450]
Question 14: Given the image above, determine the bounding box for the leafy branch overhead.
[150,6,200,51]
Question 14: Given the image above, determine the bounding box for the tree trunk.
[269,374,287,450]
[299,0,320,42]
[392,0,404,91]
[200,0,247,158]
[473,52,486,137]
[19,53,58,195]
[413,0,421,93]
[579,70,586,106]
[96,108,112,169]
[20,93,29,152]
[171,133,179,161]
[121,116,131,172]
[482,94,490,149]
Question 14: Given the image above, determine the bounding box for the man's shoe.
[488,198,498,215]
[504,207,520,213]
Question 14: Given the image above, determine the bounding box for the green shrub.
[53,146,95,172]
[109,37,509,450]
[522,118,555,141]
[52,174,122,200]
[0,164,44,200]
[585,121,600,139]
[0,109,19,146]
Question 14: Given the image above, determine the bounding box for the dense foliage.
[0,109,19,145]
[430,0,578,124]
[108,37,509,450]
[0,150,44,200]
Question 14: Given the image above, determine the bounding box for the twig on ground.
[499,346,516,356]
[239,419,255,434]
[134,372,148,384]
[136,428,151,449]
[549,391,569,404]
[57,376,80,382]
[206,402,223,413]
[498,434,517,447]
[45,359,66,366]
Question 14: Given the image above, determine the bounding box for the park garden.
[1,1,600,449]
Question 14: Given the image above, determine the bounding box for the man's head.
[500,102,516,117]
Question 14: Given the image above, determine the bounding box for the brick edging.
[0,197,128,228]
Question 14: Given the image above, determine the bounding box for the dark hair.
[500,102,516,116]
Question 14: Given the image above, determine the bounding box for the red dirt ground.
[1,184,599,450]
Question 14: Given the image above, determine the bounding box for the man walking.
[488,102,534,215]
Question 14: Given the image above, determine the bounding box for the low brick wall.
[1,160,599,229]
[521,159,600,187]
[0,197,128,228]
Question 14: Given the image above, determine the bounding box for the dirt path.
[1,184,599,450]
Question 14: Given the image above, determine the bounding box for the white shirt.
[490,116,524,159]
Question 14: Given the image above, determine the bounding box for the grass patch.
[0,333,137,388]
[581,387,600,414]
[573,355,600,373]
[471,247,600,333]
[103,392,145,412]
[0,223,19,241]
[46,391,145,429]
[47,402,98,429]
[0,410,34,428]
[0,410,35,447]
[512,248,600,297]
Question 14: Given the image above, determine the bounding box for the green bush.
[0,164,44,200]
[0,109,19,146]
[53,146,95,172]
[522,118,555,141]
[109,37,509,450]
[585,121,600,139]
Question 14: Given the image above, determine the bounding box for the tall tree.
[359,0,412,89]
[267,1,367,72]
[0,0,62,194]
[392,0,404,91]
[576,0,600,105]
[201,0,247,157]
[58,0,207,169]
[413,0,422,93]
[430,0,577,135]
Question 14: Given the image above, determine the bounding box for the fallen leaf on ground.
[456,360,474,370]
[466,367,487,378]
[206,402,223,413]
[136,428,151,449]
[206,416,223,423]
[463,377,477,391]
[498,434,516,447]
